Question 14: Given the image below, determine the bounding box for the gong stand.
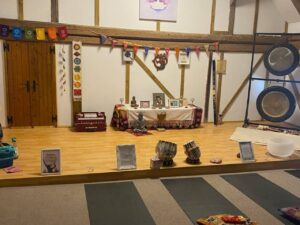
[244,32,300,131]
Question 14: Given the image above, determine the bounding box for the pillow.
[279,207,300,223]
[196,214,257,225]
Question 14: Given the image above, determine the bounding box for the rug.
[230,127,300,150]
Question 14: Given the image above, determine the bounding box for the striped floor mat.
[0,170,299,225]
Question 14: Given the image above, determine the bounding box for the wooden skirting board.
[0,122,299,187]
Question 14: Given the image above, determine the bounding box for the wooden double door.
[4,41,57,127]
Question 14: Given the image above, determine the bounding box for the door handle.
[32,80,36,92]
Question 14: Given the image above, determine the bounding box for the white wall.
[214,0,231,31]
[273,0,300,23]
[23,0,51,22]
[289,22,300,32]
[0,0,18,19]
[0,0,293,126]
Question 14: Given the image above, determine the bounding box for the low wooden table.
[111,104,202,130]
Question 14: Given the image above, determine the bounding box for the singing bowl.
[264,43,299,76]
[256,86,296,122]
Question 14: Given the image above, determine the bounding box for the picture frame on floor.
[238,142,255,162]
[116,144,136,170]
[41,148,61,175]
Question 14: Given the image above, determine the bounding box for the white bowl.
[267,137,295,157]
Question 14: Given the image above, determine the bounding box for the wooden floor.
[0,122,299,187]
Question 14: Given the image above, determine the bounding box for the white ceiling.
[272,0,300,23]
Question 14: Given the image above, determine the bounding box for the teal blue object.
[0,143,16,168]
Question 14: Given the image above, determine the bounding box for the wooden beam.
[285,21,289,33]
[180,65,185,99]
[204,52,213,122]
[221,55,264,118]
[216,53,224,117]
[288,74,300,111]
[134,55,175,99]
[291,0,300,14]
[0,18,284,45]
[253,0,260,34]
[51,0,59,23]
[228,0,236,35]
[73,101,82,116]
[18,0,24,20]
[210,0,216,34]
[125,62,130,104]
[156,21,160,32]
[94,0,100,26]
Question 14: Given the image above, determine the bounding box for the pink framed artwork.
[139,0,178,22]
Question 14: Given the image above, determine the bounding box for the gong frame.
[244,32,300,131]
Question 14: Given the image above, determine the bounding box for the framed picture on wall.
[140,101,150,108]
[139,0,178,22]
[178,52,190,65]
[153,93,165,107]
[41,148,61,175]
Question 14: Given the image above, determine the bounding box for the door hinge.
[7,116,13,124]
[52,115,57,123]
[3,43,9,52]
[49,46,55,54]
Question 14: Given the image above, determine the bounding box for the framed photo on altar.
[169,99,180,108]
[153,93,165,107]
[41,148,61,175]
[140,101,150,108]
[116,144,136,170]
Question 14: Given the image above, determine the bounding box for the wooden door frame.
[3,40,58,127]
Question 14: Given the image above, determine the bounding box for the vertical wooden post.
[125,62,130,104]
[156,21,161,32]
[204,52,213,122]
[18,0,24,20]
[51,0,59,22]
[210,0,216,34]
[253,0,260,34]
[95,0,100,26]
[216,53,224,117]
[285,22,289,33]
[180,65,185,99]
[228,0,236,34]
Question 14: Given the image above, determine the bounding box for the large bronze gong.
[256,86,296,122]
[264,43,299,76]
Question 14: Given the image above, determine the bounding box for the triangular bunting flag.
[186,48,191,57]
[133,45,139,55]
[175,48,180,59]
[123,42,128,49]
[47,27,57,40]
[195,46,201,57]
[36,28,46,40]
[100,35,107,44]
[204,45,210,57]
[144,46,149,56]
[155,47,160,55]
[12,27,23,40]
[58,26,68,39]
[24,28,34,40]
[111,39,118,48]
[165,48,170,56]
[0,25,9,37]
[214,42,219,54]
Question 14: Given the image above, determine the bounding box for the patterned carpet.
[0,170,299,225]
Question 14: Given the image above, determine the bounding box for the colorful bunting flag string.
[0,23,221,58]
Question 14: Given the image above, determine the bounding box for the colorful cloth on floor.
[111,104,202,131]
[126,129,152,136]
[279,207,300,223]
[197,214,257,225]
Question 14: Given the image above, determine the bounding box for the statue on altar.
[130,96,138,108]
[133,112,147,133]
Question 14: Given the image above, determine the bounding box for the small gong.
[256,86,296,122]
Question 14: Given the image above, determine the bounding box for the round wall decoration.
[256,86,296,122]
[152,53,168,71]
[264,43,299,76]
